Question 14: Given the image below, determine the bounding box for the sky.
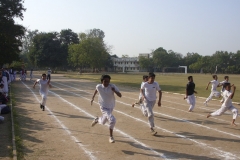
[15,0,240,57]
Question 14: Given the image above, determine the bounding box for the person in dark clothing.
[184,76,197,112]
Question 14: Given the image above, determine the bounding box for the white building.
[112,53,150,72]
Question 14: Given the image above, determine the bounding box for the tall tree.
[87,28,105,40]
[68,29,110,70]
[183,52,201,66]
[60,29,79,45]
[59,29,79,68]
[152,47,169,69]
[139,56,154,72]
[0,0,26,66]
[28,32,64,68]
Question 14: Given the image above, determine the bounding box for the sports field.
[64,72,240,103]
[4,73,240,159]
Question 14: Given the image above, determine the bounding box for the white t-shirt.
[219,80,229,92]
[141,81,161,101]
[47,70,52,75]
[139,82,145,99]
[96,84,120,108]
[37,79,49,93]
[210,80,219,91]
[222,90,233,107]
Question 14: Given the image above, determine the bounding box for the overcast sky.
[15,0,240,57]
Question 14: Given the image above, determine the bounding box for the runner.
[91,75,122,143]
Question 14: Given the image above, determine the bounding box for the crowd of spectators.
[0,68,18,122]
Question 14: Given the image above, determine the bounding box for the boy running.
[184,76,197,112]
[218,76,233,103]
[91,75,122,143]
[204,75,220,106]
[207,83,238,126]
[132,75,148,107]
[141,72,162,135]
[33,73,52,111]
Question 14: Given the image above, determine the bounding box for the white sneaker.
[203,102,208,106]
[151,129,157,136]
[91,117,98,127]
[109,136,115,143]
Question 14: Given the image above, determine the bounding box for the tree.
[183,52,201,66]
[59,29,79,68]
[87,28,105,40]
[68,29,110,71]
[139,56,153,72]
[152,47,169,69]
[28,32,64,68]
[60,29,79,45]
[0,0,26,66]
[20,29,39,67]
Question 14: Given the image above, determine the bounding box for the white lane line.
[54,81,234,113]
[122,95,238,124]
[113,100,240,139]
[48,89,168,159]
[21,82,97,160]
[54,81,240,131]
[51,82,239,160]
[153,110,240,138]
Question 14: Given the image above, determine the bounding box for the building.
[112,53,150,72]
[112,57,139,72]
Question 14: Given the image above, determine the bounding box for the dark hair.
[42,73,47,77]
[100,74,111,82]
[224,76,229,79]
[148,72,155,78]
[212,75,217,79]
[223,82,231,88]
[143,75,148,79]
[188,76,193,81]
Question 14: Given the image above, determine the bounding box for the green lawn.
[63,72,240,103]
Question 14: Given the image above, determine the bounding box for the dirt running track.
[12,74,240,160]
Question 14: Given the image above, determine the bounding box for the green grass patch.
[11,85,25,160]
[63,72,240,102]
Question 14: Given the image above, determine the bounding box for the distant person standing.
[1,68,8,95]
[33,73,52,111]
[141,72,162,136]
[30,69,33,81]
[10,68,14,81]
[184,76,197,112]
[47,68,52,80]
[204,75,220,106]
[13,70,16,81]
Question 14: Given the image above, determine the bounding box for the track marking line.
[51,82,239,160]
[21,82,97,160]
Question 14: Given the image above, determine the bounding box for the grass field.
[62,72,240,103]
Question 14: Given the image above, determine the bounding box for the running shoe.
[42,105,45,111]
[203,102,208,106]
[109,136,115,143]
[91,117,98,127]
[151,129,157,136]
[40,104,43,109]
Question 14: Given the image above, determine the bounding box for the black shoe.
[42,106,45,111]
[40,104,43,109]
